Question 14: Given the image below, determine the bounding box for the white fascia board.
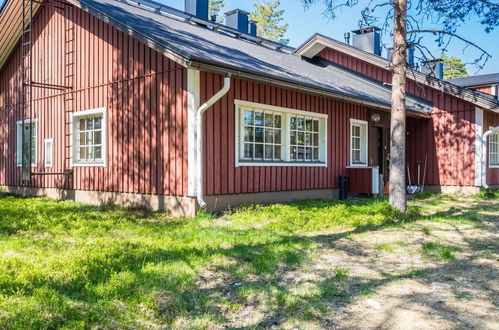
[187,68,200,197]
[475,107,483,186]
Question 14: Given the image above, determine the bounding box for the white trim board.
[475,107,483,186]
[187,68,200,197]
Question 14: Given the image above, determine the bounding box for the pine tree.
[250,0,289,44]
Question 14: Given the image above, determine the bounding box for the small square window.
[72,108,106,167]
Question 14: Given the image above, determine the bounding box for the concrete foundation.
[424,185,481,195]
[0,186,196,217]
[204,188,340,213]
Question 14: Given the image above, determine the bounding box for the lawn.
[0,191,497,329]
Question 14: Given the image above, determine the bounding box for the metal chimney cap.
[225,9,250,16]
[352,26,380,34]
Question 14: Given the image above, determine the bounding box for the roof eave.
[295,34,499,113]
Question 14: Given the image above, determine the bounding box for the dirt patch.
[200,196,499,329]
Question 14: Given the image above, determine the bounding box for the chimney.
[421,60,444,79]
[344,32,351,45]
[387,45,415,69]
[225,9,250,34]
[249,20,258,37]
[185,0,208,20]
[351,26,381,56]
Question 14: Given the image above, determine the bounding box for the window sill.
[71,162,106,168]
[236,160,327,167]
[490,165,499,169]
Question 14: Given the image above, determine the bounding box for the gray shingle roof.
[446,73,499,87]
[77,0,432,112]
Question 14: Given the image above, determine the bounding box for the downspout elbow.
[196,76,231,209]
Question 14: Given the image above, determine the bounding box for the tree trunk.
[389,0,408,212]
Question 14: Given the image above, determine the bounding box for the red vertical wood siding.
[471,86,493,95]
[318,47,477,186]
[200,72,369,195]
[484,110,499,185]
[0,4,188,195]
[346,168,372,194]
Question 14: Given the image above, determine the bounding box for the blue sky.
[2,0,497,74]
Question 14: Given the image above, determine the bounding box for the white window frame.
[16,118,38,167]
[489,127,499,169]
[350,119,368,167]
[70,107,107,167]
[44,138,54,168]
[234,100,328,167]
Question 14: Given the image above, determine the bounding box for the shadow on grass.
[0,193,497,328]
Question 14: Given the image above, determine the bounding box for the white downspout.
[196,76,231,208]
[481,126,499,189]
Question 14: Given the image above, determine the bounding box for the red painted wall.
[200,72,368,195]
[472,85,493,95]
[484,110,499,185]
[318,48,477,187]
[0,3,188,195]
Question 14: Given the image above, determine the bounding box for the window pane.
[275,129,281,144]
[86,132,93,145]
[244,127,254,142]
[305,133,312,146]
[94,146,102,159]
[354,150,361,162]
[265,129,274,144]
[87,118,94,130]
[87,146,93,159]
[79,118,86,130]
[297,132,304,145]
[305,147,312,160]
[255,144,264,158]
[79,147,86,160]
[313,133,319,146]
[94,131,102,145]
[94,117,102,129]
[274,115,282,128]
[255,112,264,126]
[255,128,264,143]
[313,120,319,132]
[290,131,296,145]
[244,110,253,125]
[297,118,304,130]
[265,145,273,159]
[297,147,305,160]
[353,137,360,150]
[264,113,273,127]
[313,148,319,160]
[290,146,297,160]
[79,132,85,145]
[244,143,253,158]
[274,146,281,159]
[305,119,312,131]
[290,116,296,129]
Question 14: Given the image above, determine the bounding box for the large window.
[71,108,106,167]
[350,119,368,166]
[16,119,38,167]
[235,100,327,167]
[490,131,499,168]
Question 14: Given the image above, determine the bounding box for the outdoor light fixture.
[371,113,381,122]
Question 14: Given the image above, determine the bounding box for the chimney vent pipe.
[225,9,250,34]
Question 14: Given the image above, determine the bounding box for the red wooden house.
[0,0,498,216]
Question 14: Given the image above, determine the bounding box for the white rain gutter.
[196,75,231,208]
[481,126,499,189]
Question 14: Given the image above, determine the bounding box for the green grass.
[0,193,416,329]
[421,242,458,260]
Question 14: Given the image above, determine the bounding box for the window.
[490,131,499,168]
[235,100,327,167]
[16,119,38,167]
[44,138,53,168]
[350,119,368,166]
[71,108,106,167]
[242,108,282,161]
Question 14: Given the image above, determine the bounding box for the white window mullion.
[283,112,291,162]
